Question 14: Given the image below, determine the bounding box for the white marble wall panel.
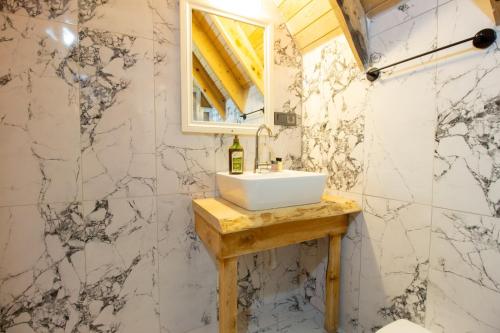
[79,27,156,200]
[157,194,218,333]
[0,0,78,24]
[153,4,181,128]
[367,0,439,39]
[433,0,500,217]
[300,1,500,333]
[79,0,154,39]
[364,9,437,205]
[359,196,431,332]
[157,125,216,195]
[0,14,81,207]
[0,203,85,332]
[0,197,159,333]
[302,36,366,194]
[81,197,160,333]
[426,208,500,333]
[0,1,306,333]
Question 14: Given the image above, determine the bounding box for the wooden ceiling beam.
[329,0,369,69]
[192,54,226,119]
[362,0,401,17]
[210,14,265,94]
[491,0,500,25]
[192,13,249,113]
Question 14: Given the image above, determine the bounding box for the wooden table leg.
[324,234,342,333]
[218,257,238,333]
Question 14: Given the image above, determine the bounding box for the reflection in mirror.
[191,9,265,125]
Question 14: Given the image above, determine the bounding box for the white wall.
[0,1,304,332]
[301,0,500,332]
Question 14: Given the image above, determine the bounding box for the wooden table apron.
[193,196,358,333]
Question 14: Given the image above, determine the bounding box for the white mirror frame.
[180,0,274,135]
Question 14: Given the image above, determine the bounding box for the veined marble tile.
[231,237,302,330]
[272,126,303,170]
[79,27,156,200]
[157,194,218,333]
[270,24,303,170]
[0,0,78,24]
[426,208,500,333]
[154,20,181,128]
[82,197,160,333]
[433,0,500,217]
[299,191,362,333]
[237,253,271,331]
[157,125,215,195]
[274,23,302,69]
[358,196,431,332]
[239,294,320,333]
[79,0,154,39]
[369,5,438,67]
[0,200,158,333]
[273,64,302,124]
[260,246,301,307]
[302,37,366,193]
[0,203,86,332]
[364,9,437,205]
[368,0,438,39]
[0,14,81,206]
[151,0,178,25]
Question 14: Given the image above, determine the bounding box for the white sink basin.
[216,170,327,211]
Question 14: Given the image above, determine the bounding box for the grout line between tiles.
[151,10,164,332]
[369,0,454,40]
[424,2,440,328]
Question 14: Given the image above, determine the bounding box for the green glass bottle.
[229,135,244,174]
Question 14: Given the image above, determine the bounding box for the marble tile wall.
[0,1,304,333]
[300,0,500,332]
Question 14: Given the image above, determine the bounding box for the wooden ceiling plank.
[210,14,265,94]
[329,0,369,69]
[192,54,226,119]
[287,0,333,36]
[293,10,339,50]
[192,13,249,113]
[300,27,343,53]
[279,0,314,21]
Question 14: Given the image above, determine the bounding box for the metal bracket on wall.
[240,108,264,120]
[366,28,497,82]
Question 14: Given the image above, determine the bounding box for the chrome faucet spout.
[254,124,273,173]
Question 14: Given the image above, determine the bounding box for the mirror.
[180,0,273,135]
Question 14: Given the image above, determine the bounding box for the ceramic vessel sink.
[216,170,327,211]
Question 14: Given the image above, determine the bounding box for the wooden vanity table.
[193,195,361,333]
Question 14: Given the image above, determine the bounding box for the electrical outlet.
[274,112,297,126]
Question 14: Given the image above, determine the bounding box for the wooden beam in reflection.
[192,12,248,113]
[210,14,265,94]
[192,53,226,119]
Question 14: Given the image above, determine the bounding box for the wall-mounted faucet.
[254,124,273,173]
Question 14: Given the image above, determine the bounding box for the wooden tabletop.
[192,195,362,234]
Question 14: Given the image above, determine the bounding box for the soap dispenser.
[229,135,244,174]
